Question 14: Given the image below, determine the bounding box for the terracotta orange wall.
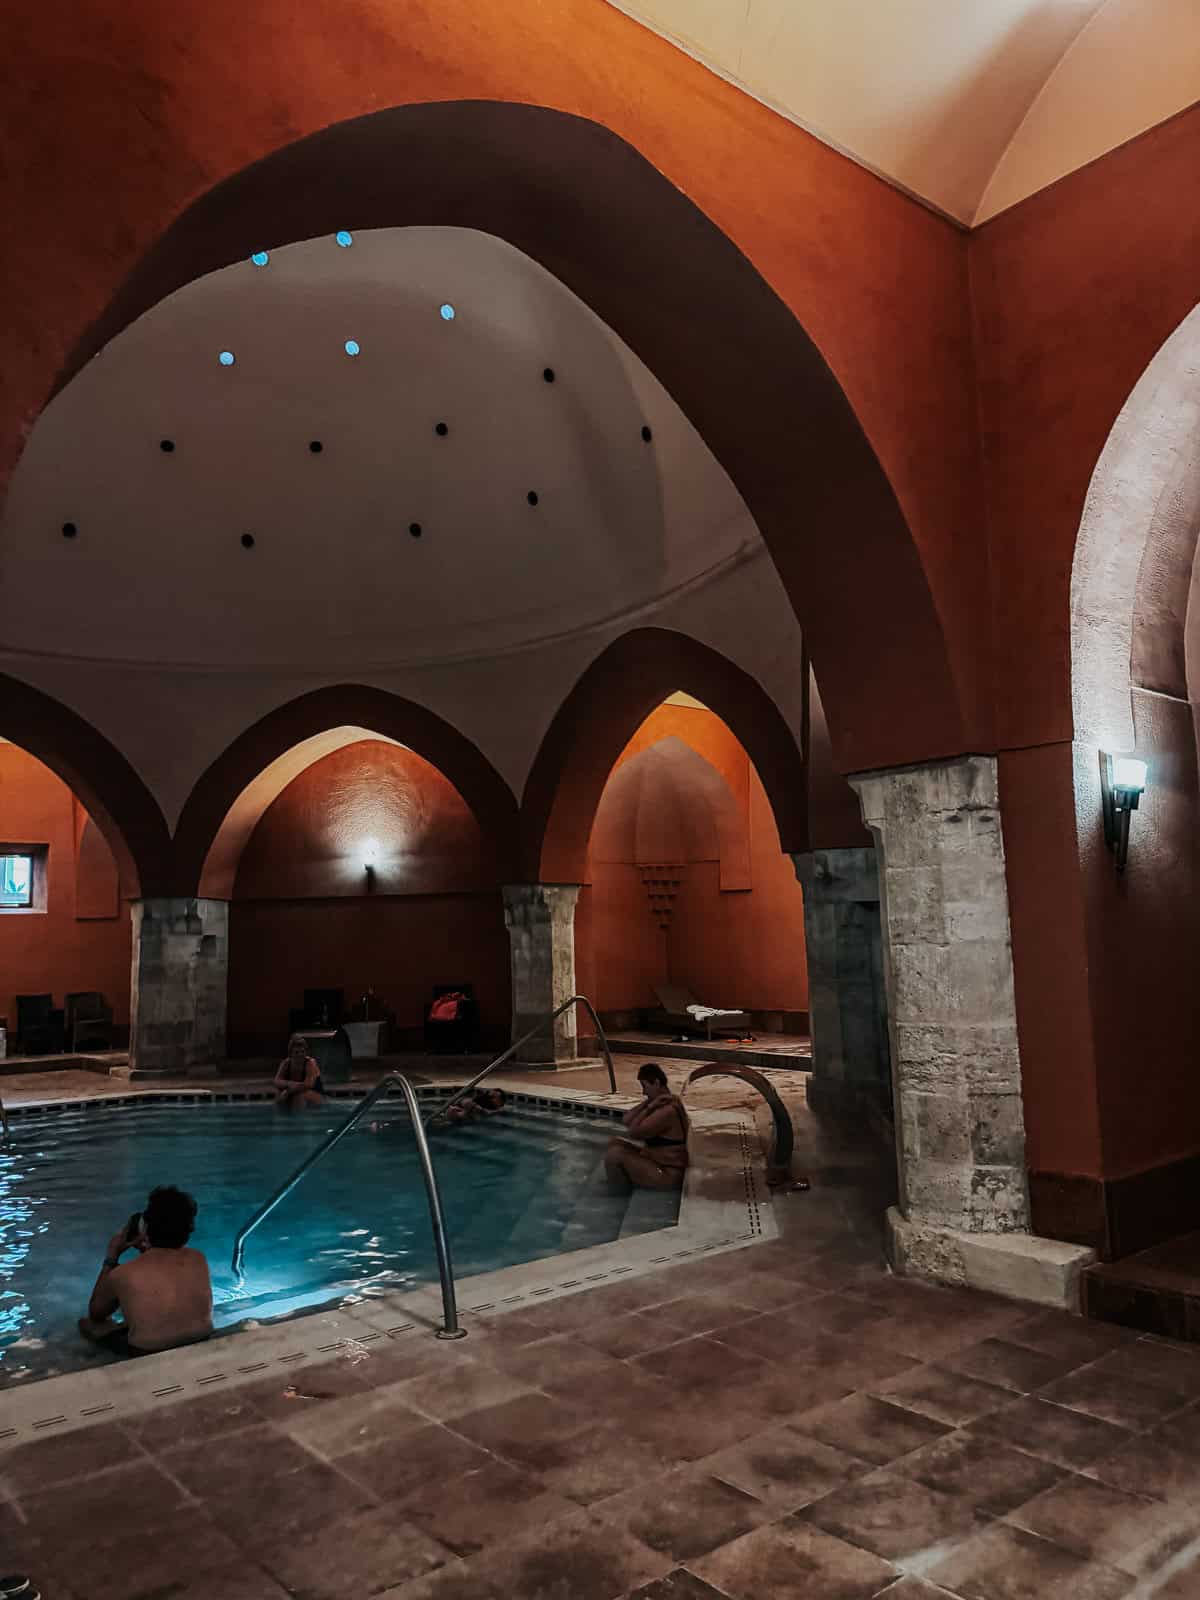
[0,743,130,1035]
[578,705,807,1015]
[808,673,872,850]
[228,742,509,1053]
[3,0,985,750]
[670,772,808,1012]
[972,105,1200,1193]
[971,104,1200,754]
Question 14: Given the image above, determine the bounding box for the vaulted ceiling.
[608,0,1200,223]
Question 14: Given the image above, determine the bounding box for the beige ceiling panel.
[608,0,1199,223]
[977,0,1200,222]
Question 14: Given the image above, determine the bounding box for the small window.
[0,853,33,909]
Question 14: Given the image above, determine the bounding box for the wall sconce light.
[361,839,380,880]
[1099,752,1148,872]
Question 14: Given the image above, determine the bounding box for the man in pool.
[78,1185,213,1358]
[446,1087,506,1124]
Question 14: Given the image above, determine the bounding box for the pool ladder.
[228,995,617,1340]
[0,1094,8,1146]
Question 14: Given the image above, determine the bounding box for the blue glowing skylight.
[439,303,456,321]
[218,350,236,367]
[345,339,361,357]
[250,250,269,267]
[336,230,353,248]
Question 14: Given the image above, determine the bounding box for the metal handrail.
[426,993,616,1127]
[0,1095,8,1146]
[230,1072,466,1339]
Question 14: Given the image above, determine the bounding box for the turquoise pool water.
[0,1097,679,1384]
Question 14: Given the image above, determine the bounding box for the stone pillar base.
[887,1206,1096,1312]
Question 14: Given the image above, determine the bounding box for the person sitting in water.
[275,1033,324,1109]
[79,1185,213,1358]
[445,1087,506,1124]
[604,1064,689,1190]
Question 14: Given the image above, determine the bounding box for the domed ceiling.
[0,227,764,674]
[608,0,1200,223]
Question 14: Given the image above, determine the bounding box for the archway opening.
[0,737,132,1061]
[1047,299,1200,1261]
[575,696,810,1052]
[219,729,512,1064]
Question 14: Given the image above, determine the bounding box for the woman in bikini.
[604,1063,689,1190]
[274,1033,324,1109]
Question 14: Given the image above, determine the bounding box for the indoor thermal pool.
[0,1096,680,1384]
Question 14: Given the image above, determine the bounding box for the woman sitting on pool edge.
[275,1033,324,1109]
[605,1064,689,1190]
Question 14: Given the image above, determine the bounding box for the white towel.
[686,1004,744,1021]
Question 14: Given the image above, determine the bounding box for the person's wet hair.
[638,1064,669,1089]
[144,1186,198,1249]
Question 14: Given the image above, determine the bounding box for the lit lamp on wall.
[360,839,381,883]
[1099,752,1148,873]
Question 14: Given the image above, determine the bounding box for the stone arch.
[523,628,806,883]
[0,670,170,896]
[1071,301,1200,748]
[172,685,520,896]
[48,101,964,777]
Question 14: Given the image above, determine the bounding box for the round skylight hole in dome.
[335,230,353,248]
[439,303,455,321]
[218,351,236,367]
[309,441,323,454]
[159,439,175,453]
[344,339,361,357]
[250,251,270,267]
[409,523,423,539]
[61,521,77,538]
[642,424,653,442]
[241,534,256,549]
[527,490,539,506]
[434,422,449,437]
[543,367,555,383]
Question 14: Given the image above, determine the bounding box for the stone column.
[502,884,581,1065]
[129,898,229,1075]
[852,757,1094,1307]
[793,847,890,1123]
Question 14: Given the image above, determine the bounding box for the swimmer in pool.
[604,1064,689,1191]
[275,1033,324,1109]
[78,1185,213,1358]
[446,1088,506,1124]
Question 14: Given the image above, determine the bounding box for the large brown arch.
[0,672,171,896]
[48,101,964,777]
[523,628,807,882]
[172,685,520,896]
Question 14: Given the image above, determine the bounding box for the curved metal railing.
[684,1063,802,1188]
[230,1072,465,1339]
[0,1095,8,1146]
[425,993,616,1127]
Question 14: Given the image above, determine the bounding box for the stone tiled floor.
[4,1073,1200,1598]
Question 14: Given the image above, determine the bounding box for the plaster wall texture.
[0,744,130,1031]
[129,898,229,1072]
[503,884,581,1064]
[225,740,508,1055]
[578,703,808,1014]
